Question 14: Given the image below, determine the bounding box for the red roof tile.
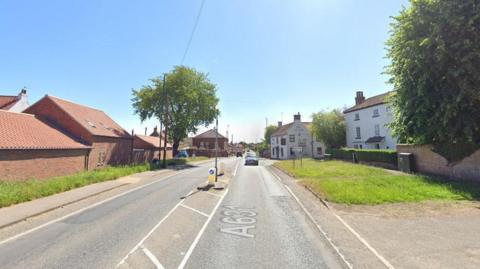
[135,135,172,148]
[0,95,18,110]
[0,110,90,150]
[343,91,393,113]
[36,96,130,138]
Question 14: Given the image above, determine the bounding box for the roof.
[135,135,172,148]
[271,122,312,137]
[0,110,90,150]
[365,136,385,143]
[194,129,227,139]
[0,95,18,110]
[29,95,131,138]
[343,91,393,114]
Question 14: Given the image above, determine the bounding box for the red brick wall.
[132,149,173,163]
[88,136,133,169]
[24,97,93,143]
[192,137,228,150]
[397,144,480,181]
[0,149,89,181]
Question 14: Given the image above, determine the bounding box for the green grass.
[275,159,480,205]
[0,164,151,208]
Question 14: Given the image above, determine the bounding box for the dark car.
[244,152,259,166]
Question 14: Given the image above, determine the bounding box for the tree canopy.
[386,0,480,161]
[132,66,219,154]
[264,125,278,145]
[311,109,346,149]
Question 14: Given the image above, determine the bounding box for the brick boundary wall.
[0,149,89,181]
[397,144,480,181]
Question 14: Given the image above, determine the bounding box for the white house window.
[354,113,360,121]
[281,138,286,145]
[373,108,379,117]
[374,124,380,136]
[386,106,391,113]
[289,135,295,142]
[355,127,361,139]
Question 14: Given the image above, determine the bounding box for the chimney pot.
[355,91,365,105]
[278,121,283,127]
[293,113,301,122]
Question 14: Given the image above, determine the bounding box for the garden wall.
[397,144,480,181]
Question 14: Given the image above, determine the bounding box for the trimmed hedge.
[329,148,397,166]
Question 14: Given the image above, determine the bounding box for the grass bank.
[0,157,210,208]
[275,159,480,205]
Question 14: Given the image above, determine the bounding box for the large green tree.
[264,125,278,145]
[311,109,346,149]
[387,0,480,161]
[132,66,219,155]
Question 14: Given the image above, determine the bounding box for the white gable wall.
[345,103,397,150]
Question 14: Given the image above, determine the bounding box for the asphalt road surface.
[0,158,344,269]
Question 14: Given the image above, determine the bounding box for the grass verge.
[275,159,480,205]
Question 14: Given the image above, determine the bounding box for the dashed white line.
[233,159,240,177]
[0,170,188,247]
[141,245,165,269]
[177,188,230,269]
[180,204,209,217]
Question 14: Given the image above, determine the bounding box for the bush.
[329,148,397,166]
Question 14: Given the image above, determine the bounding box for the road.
[0,158,345,269]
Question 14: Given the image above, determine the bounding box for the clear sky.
[0,0,410,142]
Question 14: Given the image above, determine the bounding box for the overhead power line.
[181,0,207,64]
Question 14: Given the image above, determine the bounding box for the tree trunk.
[172,139,181,157]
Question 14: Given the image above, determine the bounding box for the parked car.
[244,152,259,166]
[176,150,189,158]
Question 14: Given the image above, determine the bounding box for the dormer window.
[354,113,360,121]
[373,108,379,117]
[86,120,96,128]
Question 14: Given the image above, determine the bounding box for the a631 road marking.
[219,206,257,238]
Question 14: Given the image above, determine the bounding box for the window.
[281,148,284,157]
[355,127,361,139]
[386,106,391,113]
[281,138,286,145]
[289,135,295,142]
[374,124,380,136]
[373,108,379,117]
[354,113,360,121]
[317,147,323,155]
[375,144,380,149]
[359,144,363,149]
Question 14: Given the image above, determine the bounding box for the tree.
[311,109,346,149]
[386,0,480,161]
[132,66,220,156]
[264,125,278,145]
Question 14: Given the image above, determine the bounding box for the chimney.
[278,121,283,127]
[145,127,147,136]
[150,126,160,137]
[355,91,365,105]
[293,113,301,122]
[131,129,134,136]
[20,88,27,95]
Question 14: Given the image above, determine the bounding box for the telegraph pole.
[215,116,218,182]
[162,74,168,168]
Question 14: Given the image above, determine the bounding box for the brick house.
[24,95,133,169]
[0,89,30,112]
[133,134,173,163]
[192,129,228,157]
[0,110,90,181]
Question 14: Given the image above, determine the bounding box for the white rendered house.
[343,91,397,150]
[270,113,326,160]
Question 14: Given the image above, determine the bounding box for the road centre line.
[177,188,230,269]
[116,190,193,268]
[141,245,165,269]
[179,204,209,217]
[0,169,189,247]
[233,159,240,177]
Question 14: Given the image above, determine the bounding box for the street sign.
[208,168,216,184]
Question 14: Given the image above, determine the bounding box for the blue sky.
[0,0,410,142]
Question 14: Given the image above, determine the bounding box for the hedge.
[328,148,397,166]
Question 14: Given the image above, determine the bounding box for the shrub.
[329,148,397,166]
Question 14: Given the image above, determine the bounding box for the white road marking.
[177,188,230,269]
[203,191,221,198]
[0,170,189,247]
[141,245,166,269]
[272,169,395,269]
[233,159,240,177]
[282,184,354,269]
[179,204,209,217]
[116,191,193,268]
